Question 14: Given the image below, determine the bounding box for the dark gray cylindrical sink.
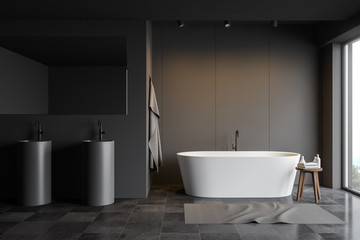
[17,140,52,206]
[83,140,114,206]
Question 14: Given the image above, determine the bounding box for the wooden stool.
[295,167,323,204]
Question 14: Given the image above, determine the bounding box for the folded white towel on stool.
[297,162,319,169]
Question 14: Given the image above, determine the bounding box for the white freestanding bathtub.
[177,151,300,198]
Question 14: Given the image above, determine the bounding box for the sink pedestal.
[17,140,52,206]
[83,140,114,206]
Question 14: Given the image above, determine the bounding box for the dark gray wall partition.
[152,22,319,185]
[0,20,149,200]
[320,44,342,189]
[146,21,152,194]
[0,47,48,114]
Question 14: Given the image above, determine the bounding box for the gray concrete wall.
[152,22,319,185]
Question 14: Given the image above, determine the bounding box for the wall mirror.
[0,36,128,115]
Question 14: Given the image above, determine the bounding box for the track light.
[177,20,185,28]
[272,20,278,28]
[224,20,231,28]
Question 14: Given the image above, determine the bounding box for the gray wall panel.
[152,22,319,185]
[269,26,319,184]
[161,23,216,184]
[216,25,269,151]
[270,26,319,158]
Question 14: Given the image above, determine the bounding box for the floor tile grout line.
[119,199,137,237]
[159,195,167,236]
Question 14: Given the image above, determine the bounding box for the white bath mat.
[184,202,344,224]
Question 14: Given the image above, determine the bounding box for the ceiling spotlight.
[177,20,185,28]
[224,20,231,28]
[272,20,278,28]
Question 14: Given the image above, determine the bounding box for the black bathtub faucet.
[98,120,105,141]
[35,120,44,141]
[232,130,239,151]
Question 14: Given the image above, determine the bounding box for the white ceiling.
[0,0,360,21]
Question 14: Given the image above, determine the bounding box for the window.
[344,37,360,193]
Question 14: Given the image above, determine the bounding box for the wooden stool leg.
[315,172,319,203]
[300,171,306,198]
[296,171,302,201]
[315,172,321,200]
[296,171,305,201]
[312,172,319,204]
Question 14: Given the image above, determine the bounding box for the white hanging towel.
[149,78,163,172]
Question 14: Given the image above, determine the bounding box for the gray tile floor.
[0,185,359,240]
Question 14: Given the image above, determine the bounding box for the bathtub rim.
[177,150,301,158]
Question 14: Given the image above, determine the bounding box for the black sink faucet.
[98,120,105,141]
[35,120,44,141]
[232,130,239,151]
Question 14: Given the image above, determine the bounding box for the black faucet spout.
[98,120,105,141]
[232,130,239,151]
[35,120,44,141]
